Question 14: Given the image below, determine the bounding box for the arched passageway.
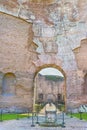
[33,65,67,112]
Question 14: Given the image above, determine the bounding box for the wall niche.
[2,73,16,96]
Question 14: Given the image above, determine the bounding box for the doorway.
[33,67,66,113]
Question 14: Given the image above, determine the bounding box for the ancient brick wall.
[35,74,65,103]
[0,1,87,110]
[0,13,36,109]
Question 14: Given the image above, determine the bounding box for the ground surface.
[0,114,87,130]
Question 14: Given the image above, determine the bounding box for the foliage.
[45,75,64,82]
[56,102,65,111]
[34,104,44,113]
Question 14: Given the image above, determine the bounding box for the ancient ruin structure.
[35,73,64,103]
[0,0,87,111]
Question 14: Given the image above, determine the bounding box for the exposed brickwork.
[35,74,64,103]
[0,1,87,110]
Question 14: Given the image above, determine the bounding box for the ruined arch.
[2,72,16,96]
[34,64,66,78]
[33,64,67,111]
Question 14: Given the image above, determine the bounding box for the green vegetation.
[57,104,65,111]
[34,104,44,113]
[68,112,87,121]
[45,75,64,82]
[0,113,31,121]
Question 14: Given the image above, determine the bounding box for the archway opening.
[33,67,66,114]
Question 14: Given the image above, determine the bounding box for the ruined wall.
[74,39,87,103]
[35,74,64,103]
[0,13,38,109]
[74,39,87,71]
[0,0,87,110]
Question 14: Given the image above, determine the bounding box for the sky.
[39,67,64,77]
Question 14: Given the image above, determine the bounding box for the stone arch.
[2,72,16,96]
[34,64,66,78]
[33,64,67,111]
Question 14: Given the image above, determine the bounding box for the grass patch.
[68,112,87,121]
[0,113,31,121]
